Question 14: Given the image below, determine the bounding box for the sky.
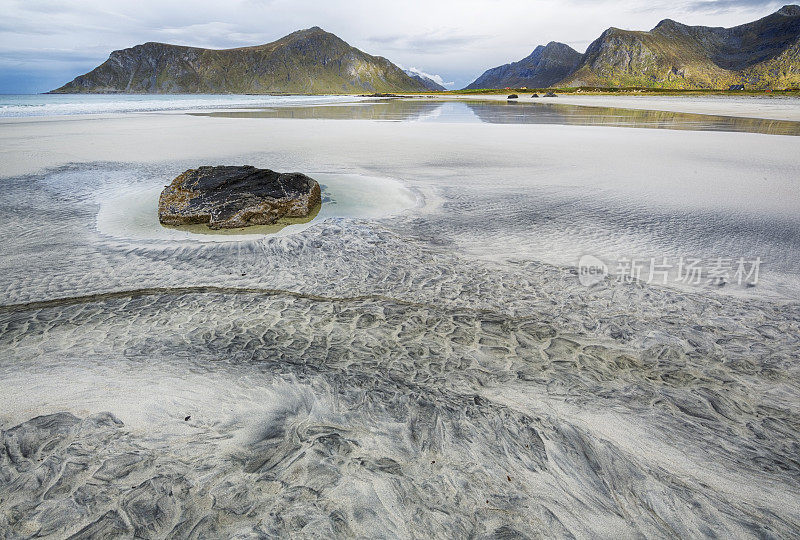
[0,0,788,93]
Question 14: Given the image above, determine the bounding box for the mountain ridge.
[465,42,582,90]
[466,5,800,90]
[53,6,800,94]
[561,4,800,89]
[51,27,428,94]
[404,69,446,91]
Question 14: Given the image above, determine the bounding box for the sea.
[0,93,359,117]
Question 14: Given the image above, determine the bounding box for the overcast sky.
[0,0,787,93]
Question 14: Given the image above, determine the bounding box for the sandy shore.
[1,102,799,537]
[1,111,797,213]
[2,107,799,296]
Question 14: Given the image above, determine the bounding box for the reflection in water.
[193,99,800,135]
[164,202,322,236]
[464,101,800,135]
[190,99,445,121]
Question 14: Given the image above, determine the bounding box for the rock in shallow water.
[158,166,321,229]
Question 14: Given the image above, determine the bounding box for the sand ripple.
[1,162,799,537]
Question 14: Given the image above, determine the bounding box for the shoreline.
[4,91,800,123]
[411,93,800,122]
[1,107,798,300]
[1,86,799,538]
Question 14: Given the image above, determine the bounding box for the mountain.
[562,4,800,89]
[462,5,800,90]
[465,42,582,89]
[51,27,428,94]
[404,69,446,91]
[51,6,800,93]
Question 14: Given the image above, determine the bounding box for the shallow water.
[1,102,799,538]
[97,173,417,242]
[195,98,800,135]
[0,93,363,118]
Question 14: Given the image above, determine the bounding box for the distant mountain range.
[467,5,800,90]
[465,42,582,90]
[51,27,428,94]
[404,69,447,91]
[52,5,800,94]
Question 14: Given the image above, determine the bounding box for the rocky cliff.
[52,27,428,94]
[465,42,582,89]
[465,5,800,89]
[562,5,800,89]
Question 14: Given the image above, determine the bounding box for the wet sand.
[1,98,799,538]
[436,93,800,121]
[192,99,800,136]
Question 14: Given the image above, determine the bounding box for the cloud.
[152,22,270,48]
[0,0,792,92]
[367,31,488,54]
[682,0,783,13]
[619,0,783,15]
[405,66,455,88]
[0,48,107,66]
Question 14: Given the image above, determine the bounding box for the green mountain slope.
[561,5,800,89]
[51,27,428,94]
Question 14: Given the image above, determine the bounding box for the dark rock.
[507,94,519,99]
[544,92,558,97]
[531,93,540,98]
[158,166,321,229]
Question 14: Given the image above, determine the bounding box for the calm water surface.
[194,98,800,135]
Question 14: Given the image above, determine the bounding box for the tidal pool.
[97,173,419,242]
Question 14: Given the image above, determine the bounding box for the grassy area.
[412,87,800,97]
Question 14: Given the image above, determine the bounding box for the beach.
[1,94,799,537]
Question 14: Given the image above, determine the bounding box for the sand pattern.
[1,160,799,537]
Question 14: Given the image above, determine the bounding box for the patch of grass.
[402,87,800,97]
